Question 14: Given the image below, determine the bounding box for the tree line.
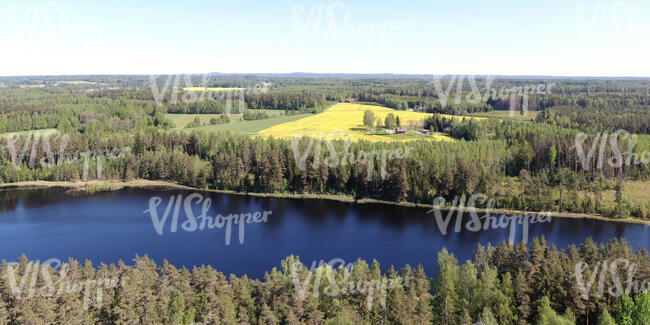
[2,126,650,219]
[0,237,647,324]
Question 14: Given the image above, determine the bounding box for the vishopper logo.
[148,74,269,117]
[291,1,414,48]
[432,75,555,117]
[4,131,130,180]
[3,258,129,310]
[573,129,650,171]
[143,193,271,245]
[576,1,645,42]
[574,258,649,300]
[427,194,553,245]
[290,131,412,181]
[289,258,414,310]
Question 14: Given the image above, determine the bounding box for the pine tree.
[514,271,533,324]
[0,291,7,325]
[597,309,616,325]
[386,266,412,324]
[498,272,518,325]
[549,145,557,167]
[614,294,635,325]
[562,308,576,324]
[615,178,624,217]
[460,310,473,324]
[631,292,650,325]
[170,291,187,324]
[535,296,572,325]
[479,307,499,325]
[259,303,278,325]
[411,265,433,324]
[388,159,409,201]
[432,249,460,325]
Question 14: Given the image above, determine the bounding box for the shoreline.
[2,180,649,226]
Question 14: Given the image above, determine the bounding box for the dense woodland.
[2,124,649,219]
[1,76,650,218]
[0,238,647,324]
[1,75,649,323]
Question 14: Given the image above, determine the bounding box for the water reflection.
[0,187,648,278]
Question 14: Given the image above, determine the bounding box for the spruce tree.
[614,294,635,325]
[479,307,499,325]
[597,309,616,325]
[631,292,649,325]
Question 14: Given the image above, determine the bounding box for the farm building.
[396,126,406,134]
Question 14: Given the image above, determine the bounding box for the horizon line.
[2,72,650,79]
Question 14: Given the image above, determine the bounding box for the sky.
[0,0,649,76]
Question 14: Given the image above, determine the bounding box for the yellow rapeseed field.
[258,103,480,142]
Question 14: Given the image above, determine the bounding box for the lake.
[1,188,648,278]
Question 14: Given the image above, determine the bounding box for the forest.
[0,238,647,324]
[2,122,650,219]
[1,75,649,324]
[1,76,650,218]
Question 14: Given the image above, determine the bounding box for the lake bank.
[1,186,648,278]
[2,180,649,226]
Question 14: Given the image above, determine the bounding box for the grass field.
[376,130,433,140]
[56,81,104,85]
[597,180,650,206]
[166,114,224,128]
[257,103,481,142]
[182,114,313,135]
[499,177,650,213]
[167,110,287,128]
[182,87,245,92]
[471,110,539,121]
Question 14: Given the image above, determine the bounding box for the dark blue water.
[0,188,648,278]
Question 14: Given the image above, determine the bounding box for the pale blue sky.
[1,0,648,76]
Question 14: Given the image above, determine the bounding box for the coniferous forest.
[3,0,650,322]
[0,238,648,324]
[1,77,649,219]
[0,75,648,324]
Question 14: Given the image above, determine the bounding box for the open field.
[166,110,287,128]
[182,113,313,135]
[497,176,650,218]
[56,81,105,85]
[597,180,650,206]
[182,87,245,92]
[257,103,481,142]
[375,130,434,140]
[242,109,286,117]
[471,110,539,121]
[166,114,224,128]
